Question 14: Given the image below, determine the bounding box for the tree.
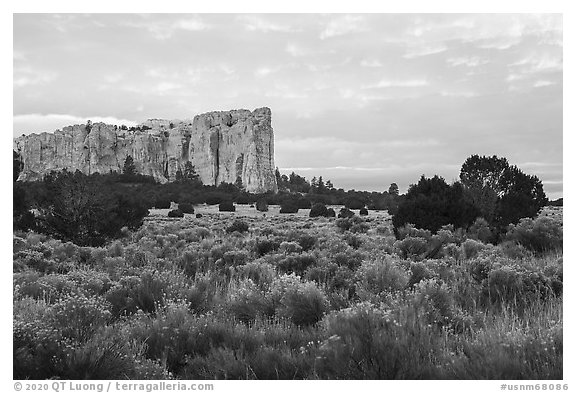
[317,176,326,194]
[392,175,479,234]
[37,170,148,246]
[460,155,547,228]
[123,155,137,177]
[388,183,399,196]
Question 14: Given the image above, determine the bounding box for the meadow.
[13,204,563,380]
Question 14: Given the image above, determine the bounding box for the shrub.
[196,213,203,218]
[359,207,368,216]
[505,217,563,254]
[461,238,487,260]
[344,198,365,210]
[355,256,409,298]
[317,302,440,379]
[296,198,312,209]
[168,209,184,218]
[256,199,269,212]
[338,208,355,218]
[326,208,336,217]
[468,217,494,243]
[396,223,432,240]
[273,277,328,326]
[336,216,368,233]
[296,234,317,251]
[310,203,331,218]
[407,261,435,287]
[48,293,112,343]
[278,241,303,254]
[279,200,299,214]
[154,197,171,209]
[178,203,195,214]
[227,280,272,323]
[226,219,249,234]
[219,201,236,212]
[255,238,281,256]
[394,237,428,259]
[411,279,456,328]
[277,254,316,276]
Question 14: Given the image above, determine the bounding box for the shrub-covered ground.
[13,206,562,380]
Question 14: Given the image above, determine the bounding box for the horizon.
[13,14,563,199]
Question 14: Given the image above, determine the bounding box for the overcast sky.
[13,14,563,199]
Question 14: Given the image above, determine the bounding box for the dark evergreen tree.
[392,175,479,234]
[123,155,137,177]
[388,183,399,196]
[460,155,547,228]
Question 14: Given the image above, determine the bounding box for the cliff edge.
[13,107,278,193]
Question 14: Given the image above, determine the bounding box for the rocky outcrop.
[13,107,278,193]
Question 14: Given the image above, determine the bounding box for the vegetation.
[13,208,562,380]
[12,153,562,380]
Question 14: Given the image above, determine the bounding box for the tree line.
[14,152,553,246]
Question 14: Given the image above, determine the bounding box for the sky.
[13,13,563,199]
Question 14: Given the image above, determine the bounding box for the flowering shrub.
[355,257,409,299]
[506,217,563,254]
[271,274,328,326]
[47,293,112,343]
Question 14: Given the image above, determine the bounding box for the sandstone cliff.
[13,107,278,193]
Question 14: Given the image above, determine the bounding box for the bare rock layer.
[13,107,278,193]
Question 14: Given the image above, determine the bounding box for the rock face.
[13,107,278,193]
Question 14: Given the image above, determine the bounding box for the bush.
[256,199,269,212]
[255,238,281,256]
[505,217,563,254]
[178,203,195,214]
[310,203,331,218]
[48,293,112,343]
[296,198,312,209]
[355,256,409,298]
[461,238,486,260]
[326,208,336,217]
[392,175,479,233]
[336,216,369,233]
[279,200,299,214]
[468,217,494,243]
[272,275,328,326]
[154,197,171,209]
[276,254,316,276]
[338,208,355,218]
[168,209,184,218]
[219,201,236,212]
[196,213,203,218]
[394,237,428,259]
[359,207,368,216]
[226,220,249,234]
[317,302,440,379]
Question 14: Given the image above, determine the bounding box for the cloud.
[238,15,298,33]
[128,16,209,40]
[13,113,138,136]
[446,56,489,67]
[320,15,366,39]
[285,43,309,57]
[403,43,448,59]
[365,79,429,89]
[533,80,555,88]
[360,59,383,67]
[14,67,57,88]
